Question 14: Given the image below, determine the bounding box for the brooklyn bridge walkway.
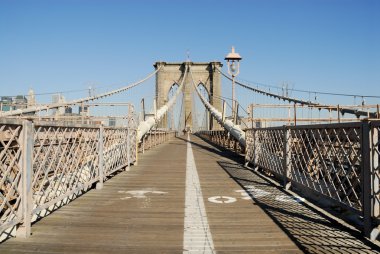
[0,135,379,253]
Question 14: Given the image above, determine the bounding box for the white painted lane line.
[183,134,215,254]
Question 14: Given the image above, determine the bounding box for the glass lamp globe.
[230,61,237,73]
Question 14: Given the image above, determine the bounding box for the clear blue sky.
[0,0,379,105]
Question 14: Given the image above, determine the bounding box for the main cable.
[0,67,162,117]
[216,66,377,118]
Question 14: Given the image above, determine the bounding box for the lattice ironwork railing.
[372,122,380,221]
[103,128,136,176]
[199,121,380,238]
[138,130,176,153]
[0,120,23,234]
[1,120,138,238]
[197,130,243,154]
[255,128,284,177]
[129,129,137,166]
[245,129,255,162]
[32,124,100,214]
[246,123,363,211]
[289,124,362,210]
[243,121,380,238]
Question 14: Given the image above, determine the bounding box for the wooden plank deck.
[0,135,379,253]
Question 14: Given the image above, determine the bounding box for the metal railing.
[198,121,380,239]
[103,127,137,177]
[0,119,23,237]
[246,123,363,209]
[245,121,380,239]
[197,130,244,154]
[0,119,137,239]
[370,122,380,227]
[138,129,176,153]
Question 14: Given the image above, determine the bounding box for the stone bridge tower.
[154,61,222,131]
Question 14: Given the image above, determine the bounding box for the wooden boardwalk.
[0,135,379,253]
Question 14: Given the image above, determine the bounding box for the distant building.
[65,107,73,114]
[27,89,36,107]
[51,94,66,115]
[13,95,27,110]
[109,117,116,127]
[79,105,89,115]
[255,120,267,128]
[0,95,28,112]
[0,96,13,111]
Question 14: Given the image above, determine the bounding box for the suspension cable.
[237,77,380,99]
[1,67,162,117]
[190,67,246,147]
[216,66,377,118]
[137,65,188,141]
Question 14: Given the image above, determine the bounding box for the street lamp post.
[225,46,242,123]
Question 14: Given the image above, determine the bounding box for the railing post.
[372,126,379,221]
[361,120,376,239]
[235,102,239,125]
[337,104,341,123]
[126,128,131,171]
[96,125,104,190]
[283,126,292,190]
[222,100,226,122]
[253,129,260,171]
[17,120,33,238]
[134,130,139,166]
[142,134,145,154]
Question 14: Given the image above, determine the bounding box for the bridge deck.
[1,135,379,253]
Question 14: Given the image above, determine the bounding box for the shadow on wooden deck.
[219,160,380,253]
[194,134,380,253]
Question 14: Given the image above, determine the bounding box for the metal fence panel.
[129,129,137,164]
[289,124,362,211]
[198,130,243,153]
[0,121,23,233]
[0,119,141,238]
[372,122,380,220]
[32,125,100,214]
[139,130,175,153]
[245,123,363,211]
[206,121,380,237]
[103,128,135,176]
[245,130,255,163]
[255,128,284,177]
